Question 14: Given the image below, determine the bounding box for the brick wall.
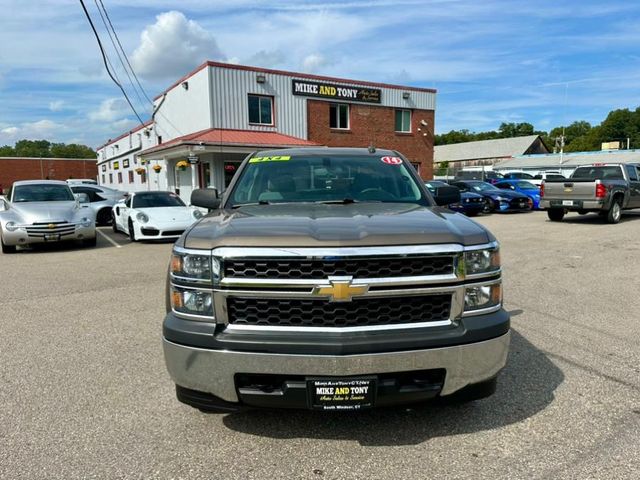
[306,100,435,179]
[0,158,97,193]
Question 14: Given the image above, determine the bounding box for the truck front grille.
[26,221,76,237]
[224,256,453,280]
[227,295,452,328]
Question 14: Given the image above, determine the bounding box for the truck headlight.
[193,210,203,219]
[80,217,92,228]
[136,212,149,223]
[170,248,220,282]
[170,285,214,318]
[464,247,500,275]
[464,283,502,312]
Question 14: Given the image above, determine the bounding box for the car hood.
[460,192,484,200]
[137,206,195,222]
[182,202,493,249]
[9,201,82,223]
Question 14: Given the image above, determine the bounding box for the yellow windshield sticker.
[249,155,291,163]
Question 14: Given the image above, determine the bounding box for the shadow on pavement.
[553,211,640,225]
[222,329,563,446]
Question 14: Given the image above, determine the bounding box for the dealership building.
[96,61,437,202]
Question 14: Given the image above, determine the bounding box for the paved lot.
[1,211,639,479]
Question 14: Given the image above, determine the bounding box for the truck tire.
[438,377,497,404]
[606,197,622,224]
[547,209,565,222]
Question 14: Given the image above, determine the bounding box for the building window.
[157,136,162,145]
[109,173,113,184]
[128,171,134,183]
[117,172,123,183]
[101,174,105,184]
[395,109,411,132]
[330,104,349,129]
[248,94,273,125]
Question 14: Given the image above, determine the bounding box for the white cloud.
[49,100,65,112]
[131,11,224,80]
[244,50,286,68]
[0,120,65,143]
[301,53,329,72]
[88,98,130,123]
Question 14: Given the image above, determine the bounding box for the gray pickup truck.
[163,147,510,412]
[541,163,640,223]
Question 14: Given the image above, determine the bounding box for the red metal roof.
[139,128,320,156]
[154,61,437,100]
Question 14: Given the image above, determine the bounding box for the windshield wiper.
[315,198,360,205]
[230,200,270,209]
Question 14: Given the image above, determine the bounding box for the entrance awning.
[138,128,320,159]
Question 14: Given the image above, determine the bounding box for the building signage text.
[292,79,381,104]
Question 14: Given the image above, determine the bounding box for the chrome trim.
[171,309,216,322]
[220,273,460,288]
[173,245,213,255]
[225,319,453,333]
[170,274,212,285]
[213,245,465,258]
[466,268,501,281]
[163,332,511,402]
[463,241,499,252]
[462,304,502,317]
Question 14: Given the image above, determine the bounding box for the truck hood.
[8,201,81,223]
[183,202,493,249]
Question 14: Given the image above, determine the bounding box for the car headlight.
[464,283,502,312]
[495,196,508,202]
[5,221,19,232]
[464,247,500,276]
[170,248,220,283]
[170,285,214,318]
[80,217,92,228]
[193,209,203,219]
[136,212,149,223]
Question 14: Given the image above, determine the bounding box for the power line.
[93,0,147,112]
[78,0,145,125]
[95,0,153,105]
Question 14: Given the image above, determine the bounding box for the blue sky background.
[1,0,639,148]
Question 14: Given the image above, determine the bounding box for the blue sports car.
[449,180,532,213]
[494,179,541,209]
[425,181,484,216]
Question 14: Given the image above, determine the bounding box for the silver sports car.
[0,180,96,253]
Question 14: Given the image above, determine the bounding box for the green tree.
[0,145,15,156]
[50,143,96,158]
[14,139,51,157]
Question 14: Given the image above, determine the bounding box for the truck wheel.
[606,198,622,224]
[1,235,17,254]
[577,210,588,215]
[438,377,497,404]
[547,209,565,222]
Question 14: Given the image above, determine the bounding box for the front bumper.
[163,330,510,404]
[2,225,95,246]
[134,220,192,240]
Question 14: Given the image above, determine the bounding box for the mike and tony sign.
[292,79,381,104]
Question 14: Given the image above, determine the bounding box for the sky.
[1,0,639,148]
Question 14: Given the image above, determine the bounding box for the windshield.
[516,181,538,189]
[468,182,498,192]
[571,166,624,180]
[132,192,186,208]
[12,184,75,202]
[228,154,427,207]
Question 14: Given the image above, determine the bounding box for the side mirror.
[75,193,90,204]
[0,199,6,212]
[191,188,221,210]
[433,185,461,206]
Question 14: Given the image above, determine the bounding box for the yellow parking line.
[97,229,123,249]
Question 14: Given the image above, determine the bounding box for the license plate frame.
[562,200,574,206]
[44,233,61,241]
[307,377,377,411]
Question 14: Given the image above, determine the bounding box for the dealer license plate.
[307,377,376,411]
[562,200,574,206]
[44,233,61,241]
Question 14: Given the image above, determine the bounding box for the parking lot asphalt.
[1,211,640,480]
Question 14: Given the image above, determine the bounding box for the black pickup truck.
[163,147,510,412]
[541,163,640,223]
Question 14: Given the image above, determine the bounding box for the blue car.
[494,180,541,209]
[450,180,532,213]
[425,180,484,216]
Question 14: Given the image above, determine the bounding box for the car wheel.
[96,208,111,226]
[577,210,588,215]
[606,197,622,224]
[482,198,493,213]
[82,236,97,247]
[111,213,119,233]
[1,234,17,254]
[547,209,565,222]
[128,219,138,242]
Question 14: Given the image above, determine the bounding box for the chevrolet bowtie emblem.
[48,224,56,229]
[313,276,369,302]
